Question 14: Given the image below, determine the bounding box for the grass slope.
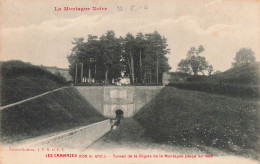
[1,87,106,143]
[168,62,260,99]
[0,60,68,106]
[134,87,260,159]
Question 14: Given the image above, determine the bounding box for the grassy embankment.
[1,87,106,143]
[0,60,68,106]
[168,62,260,99]
[0,60,106,143]
[134,87,259,159]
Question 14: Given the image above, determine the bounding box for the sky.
[1,0,259,72]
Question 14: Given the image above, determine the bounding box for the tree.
[122,31,170,84]
[67,31,171,85]
[85,35,101,82]
[67,37,84,83]
[178,59,192,74]
[151,32,170,83]
[232,48,255,67]
[214,70,221,74]
[143,31,170,83]
[135,32,146,83]
[99,30,124,84]
[178,45,210,75]
[208,65,214,75]
[67,36,102,83]
[124,33,136,84]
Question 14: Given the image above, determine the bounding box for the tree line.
[67,30,171,84]
[177,46,256,75]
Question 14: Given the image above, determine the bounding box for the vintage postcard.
[0,0,259,164]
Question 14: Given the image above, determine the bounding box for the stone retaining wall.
[76,86,164,118]
[24,120,111,150]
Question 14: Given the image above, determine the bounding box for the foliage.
[210,62,260,85]
[232,48,256,67]
[169,62,260,99]
[99,31,124,83]
[208,65,213,75]
[167,72,191,83]
[214,70,222,74]
[142,31,171,83]
[177,45,212,75]
[178,59,192,74]
[67,30,171,84]
[168,82,259,99]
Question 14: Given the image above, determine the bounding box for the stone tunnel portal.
[75,86,164,118]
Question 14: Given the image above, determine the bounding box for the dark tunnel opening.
[115,109,124,118]
[111,109,124,129]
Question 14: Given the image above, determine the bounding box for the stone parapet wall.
[21,119,111,150]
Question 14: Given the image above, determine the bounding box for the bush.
[167,82,259,99]
[166,62,260,99]
[134,83,163,86]
[209,62,260,85]
[74,83,108,86]
[186,75,207,82]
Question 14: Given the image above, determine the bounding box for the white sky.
[1,0,259,72]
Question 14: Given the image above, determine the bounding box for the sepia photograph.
[0,0,259,163]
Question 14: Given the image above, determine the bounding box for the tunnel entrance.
[115,109,124,118]
[111,109,124,130]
